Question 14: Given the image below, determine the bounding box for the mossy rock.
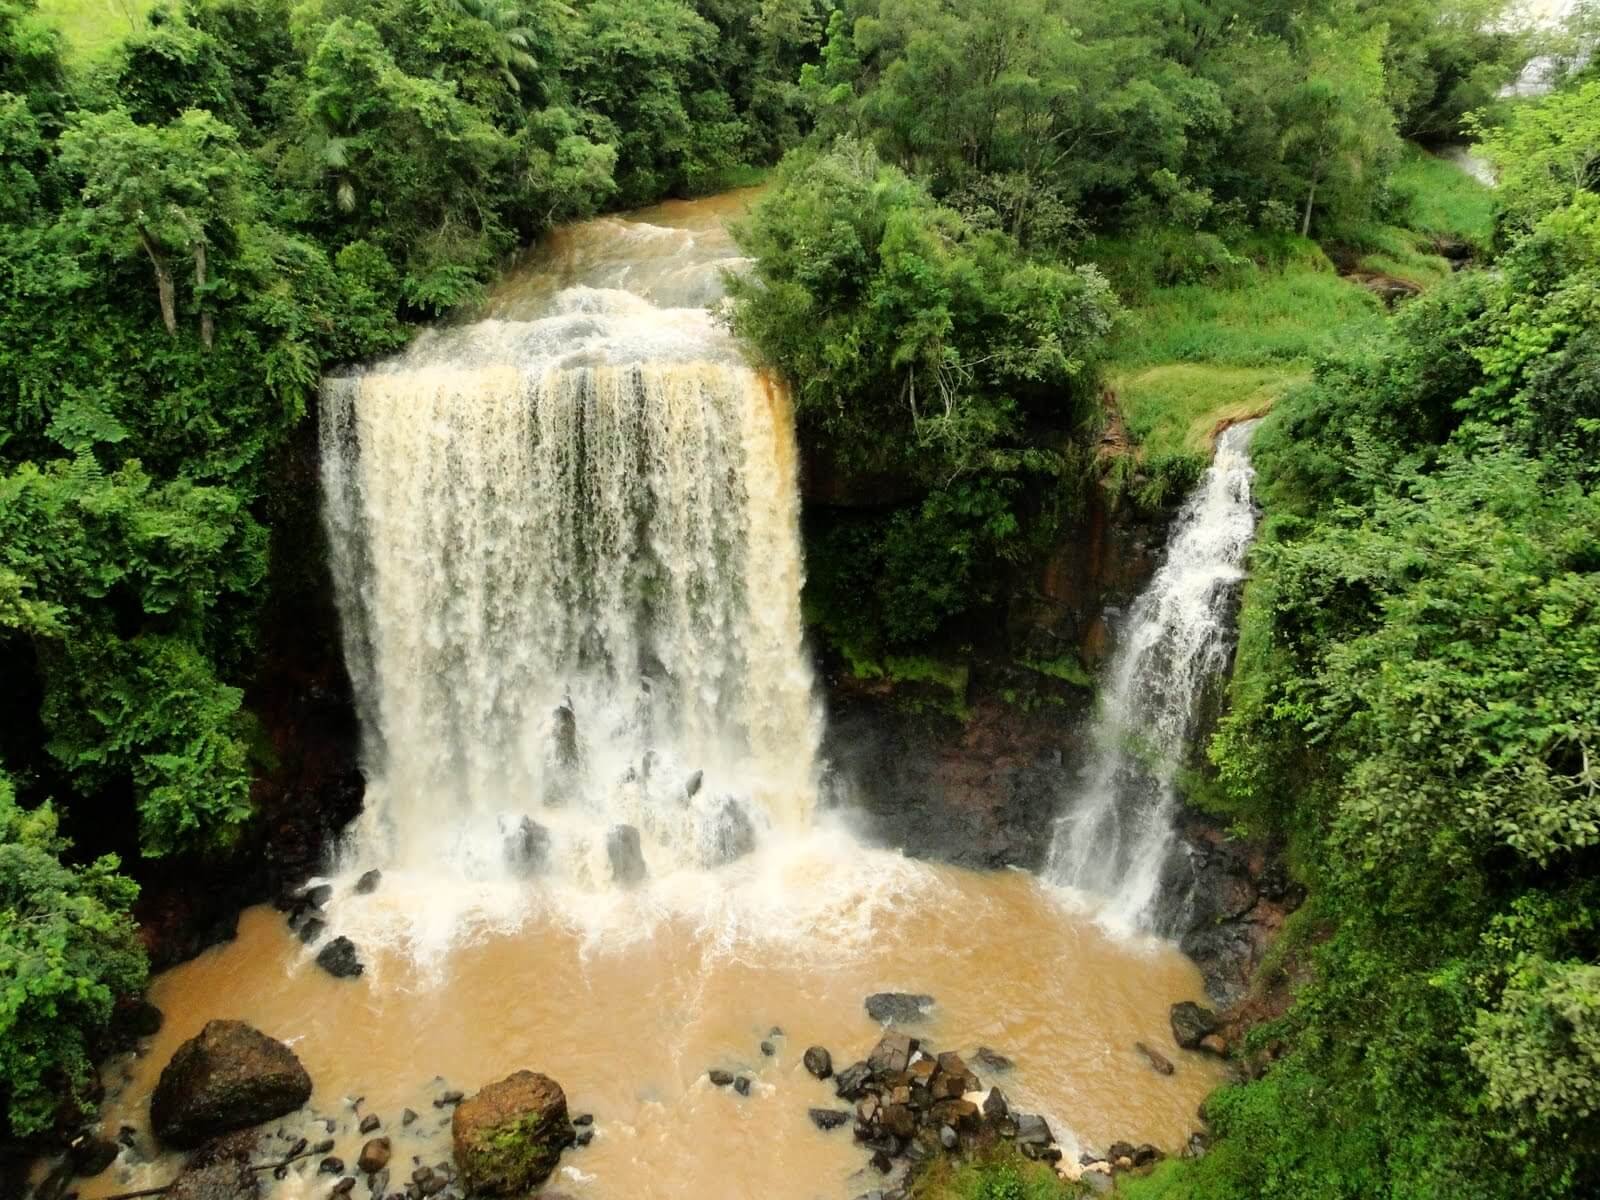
[451,1070,574,1195]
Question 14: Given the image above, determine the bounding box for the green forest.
[1,0,1597,1197]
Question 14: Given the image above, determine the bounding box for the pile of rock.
[801,1028,1063,1198]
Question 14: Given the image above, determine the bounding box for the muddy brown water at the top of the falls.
[80,841,1223,1200]
[67,190,1228,1200]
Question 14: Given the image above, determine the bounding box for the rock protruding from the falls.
[865,992,935,1024]
[150,1021,313,1148]
[316,936,364,979]
[552,703,579,770]
[607,824,647,885]
[501,814,551,878]
[683,769,704,800]
[452,1071,574,1195]
[702,796,756,866]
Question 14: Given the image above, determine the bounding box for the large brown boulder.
[451,1071,574,1195]
[166,1133,261,1200]
[151,1021,313,1148]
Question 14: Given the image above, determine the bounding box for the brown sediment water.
[82,841,1223,1200]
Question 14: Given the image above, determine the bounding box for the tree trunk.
[192,240,213,349]
[1300,177,1318,239]
[138,227,177,336]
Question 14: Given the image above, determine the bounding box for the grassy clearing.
[1113,363,1308,464]
[1387,142,1497,247]
[35,0,153,61]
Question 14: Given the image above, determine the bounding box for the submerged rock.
[1135,1041,1175,1075]
[1170,1001,1219,1050]
[971,1046,1013,1073]
[150,1021,313,1149]
[316,936,365,979]
[69,1134,119,1177]
[864,993,934,1025]
[451,1071,574,1196]
[500,815,551,878]
[552,704,579,769]
[606,824,647,886]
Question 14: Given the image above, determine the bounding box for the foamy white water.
[319,204,820,924]
[1046,421,1261,931]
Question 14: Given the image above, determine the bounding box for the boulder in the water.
[708,1070,734,1087]
[353,870,382,895]
[803,1046,833,1080]
[834,1061,873,1100]
[165,1136,260,1200]
[1170,1001,1219,1050]
[684,769,703,800]
[865,992,934,1024]
[316,936,364,979]
[150,1021,313,1149]
[500,815,551,878]
[701,796,756,866]
[68,1135,119,1177]
[357,1137,391,1174]
[867,1031,915,1075]
[971,1046,1013,1073]
[1136,1041,1175,1075]
[451,1071,574,1195]
[809,1108,850,1131]
[606,825,647,886]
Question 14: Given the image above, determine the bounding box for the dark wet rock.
[702,796,756,866]
[1021,1142,1062,1164]
[69,1135,119,1177]
[434,1090,465,1108]
[684,770,703,800]
[605,825,646,886]
[1136,1041,1175,1075]
[150,1021,313,1149]
[834,1061,873,1101]
[1134,1144,1162,1167]
[869,1149,893,1174]
[333,1178,357,1196]
[1170,1001,1220,1050]
[1108,1140,1135,1163]
[298,884,333,910]
[316,936,364,979]
[499,815,551,878]
[359,1114,381,1135]
[574,1129,594,1147]
[708,1070,734,1087]
[1013,1113,1053,1148]
[320,1157,345,1175]
[733,1076,752,1097]
[929,1099,979,1134]
[867,1032,915,1075]
[353,870,382,895]
[367,1169,390,1199]
[803,1046,833,1079]
[809,1108,850,1131]
[864,993,933,1025]
[981,1088,1008,1121]
[451,1071,574,1196]
[296,917,327,945]
[572,1113,593,1126]
[312,1139,335,1155]
[552,704,579,770]
[760,1040,775,1057]
[358,1138,391,1174]
[401,1109,419,1127]
[110,997,165,1046]
[971,1047,1013,1073]
[412,1168,435,1185]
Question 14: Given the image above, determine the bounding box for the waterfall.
[319,216,820,891]
[1045,420,1261,931]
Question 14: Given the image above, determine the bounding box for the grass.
[1112,363,1308,466]
[910,1147,1089,1200]
[35,0,154,61]
[1387,142,1498,248]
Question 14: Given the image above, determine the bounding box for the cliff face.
[135,411,364,970]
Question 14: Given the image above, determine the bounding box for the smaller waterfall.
[1046,420,1261,931]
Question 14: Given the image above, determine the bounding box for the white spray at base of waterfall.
[1045,420,1262,933]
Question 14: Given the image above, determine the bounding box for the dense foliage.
[1122,76,1600,1200]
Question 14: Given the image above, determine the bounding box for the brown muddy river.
[85,840,1221,1200]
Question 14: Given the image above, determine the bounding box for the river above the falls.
[72,190,1225,1200]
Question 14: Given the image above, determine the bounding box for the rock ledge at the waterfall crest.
[452,1070,575,1195]
[150,1020,313,1148]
